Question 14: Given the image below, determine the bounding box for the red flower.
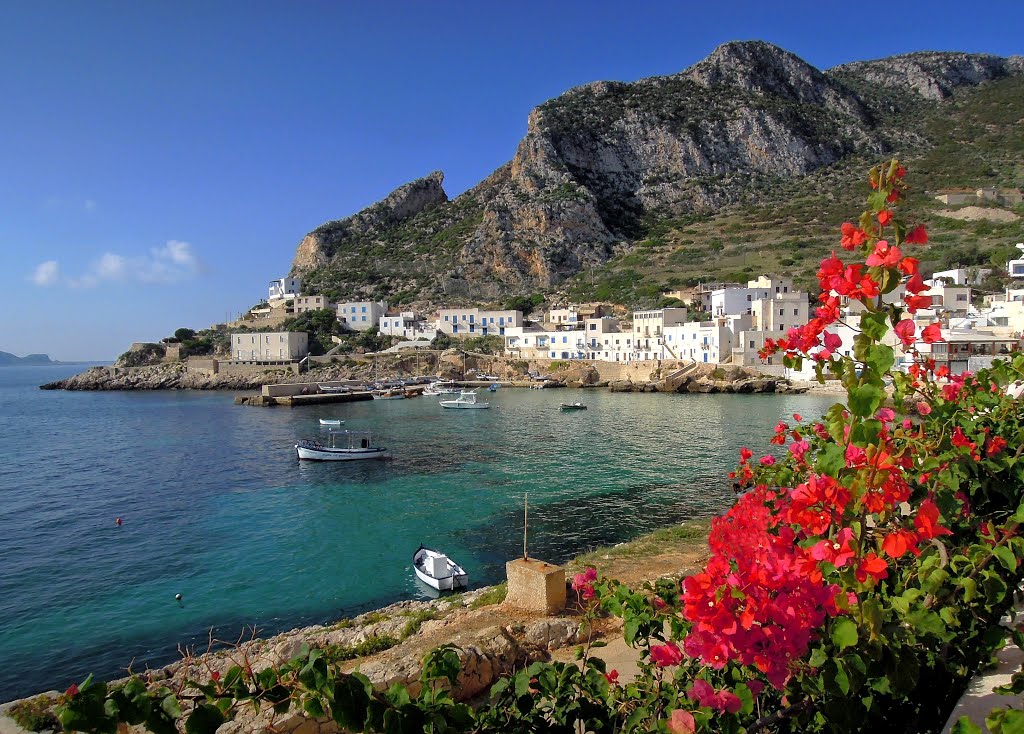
[856,553,888,583]
[651,642,684,667]
[951,426,975,450]
[823,331,842,352]
[211,671,221,682]
[840,222,867,250]
[905,225,928,244]
[914,499,953,540]
[65,683,79,698]
[878,210,893,226]
[905,294,933,312]
[739,447,753,462]
[921,324,943,344]
[895,165,907,178]
[894,320,916,348]
[865,240,902,268]
[759,455,776,466]
[793,413,803,422]
[987,436,1008,457]
[935,365,950,379]
[916,401,932,415]
[899,256,920,276]
[882,529,921,558]
[605,669,619,685]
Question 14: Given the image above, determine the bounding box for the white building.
[926,282,971,315]
[379,311,437,341]
[230,332,308,361]
[436,308,522,337]
[580,318,633,362]
[709,275,796,317]
[662,316,749,364]
[1007,244,1024,279]
[269,276,302,302]
[337,301,387,331]
[931,267,991,286]
[631,307,688,359]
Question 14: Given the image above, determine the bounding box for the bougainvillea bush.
[54,162,1024,733]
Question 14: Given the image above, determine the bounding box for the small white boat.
[295,430,388,461]
[423,380,460,396]
[439,390,490,409]
[372,389,406,400]
[559,403,587,411]
[319,418,345,426]
[318,384,351,394]
[413,546,469,591]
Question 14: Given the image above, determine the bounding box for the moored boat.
[412,546,469,591]
[439,390,490,409]
[319,418,345,426]
[559,403,587,411]
[372,389,406,400]
[318,384,352,394]
[295,430,388,461]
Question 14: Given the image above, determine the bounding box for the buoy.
[115,517,122,526]
[175,593,182,602]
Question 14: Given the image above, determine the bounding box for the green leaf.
[952,715,983,734]
[960,577,978,602]
[808,647,828,667]
[866,344,895,375]
[816,443,845,477]
[185,704,225,734]
[849,383,885,418]
[832,618,858,650]
[994,545,1018,572]
[860,311,889,341]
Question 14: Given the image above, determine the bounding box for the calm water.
[0,365,839,701]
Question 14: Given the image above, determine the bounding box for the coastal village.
[202,238,1024,388]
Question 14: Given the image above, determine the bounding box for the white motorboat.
[295,430,388,461]
[319,418,345,426]
[439,390,490,409]
[413,546,469,591]
[318,384,352,394]
[423,380,460,396]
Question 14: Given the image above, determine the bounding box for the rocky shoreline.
[40,359,808,396]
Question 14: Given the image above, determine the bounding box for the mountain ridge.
[288,41,1024,308]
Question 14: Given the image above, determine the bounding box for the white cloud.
[30,260,60,286]
[36,241,203,288]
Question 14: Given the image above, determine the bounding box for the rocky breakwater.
[0,587,585,734]
[607,364,807,395]
[38,364,288,391]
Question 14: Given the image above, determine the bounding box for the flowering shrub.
[53,162,1024,733]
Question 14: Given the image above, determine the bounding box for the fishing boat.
[295,430,388,461]
[412,546,469,591]
[439,390,490,409]
[318,384,351,394]
[371,389,406,400]
[319,418,345,426]
[559,402,587,411]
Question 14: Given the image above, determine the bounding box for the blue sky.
[2,1,1021,361]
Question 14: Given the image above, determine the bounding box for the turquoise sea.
[0,365,840,702]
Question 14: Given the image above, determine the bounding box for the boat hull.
[319,419,344,426]
[439,402,490,409]
[413,547,469,591]
[296,445,389,461]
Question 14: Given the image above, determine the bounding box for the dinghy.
[412,546,469,591]
[319,418,345,426]
[439,390,490,409]
[559,403,587,411]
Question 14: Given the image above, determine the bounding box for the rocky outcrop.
[831,51,1024,101]
[39,364,278,391]
[291,171,448,273]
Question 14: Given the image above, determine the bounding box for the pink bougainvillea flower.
[66,684,79,698]
[651,642,684,667]
[823,331,842,352]
[840,222,867,251]
[759,455,776,466]
[211,671,221,682]
[878,210,893,226]
[882,529,921,558]
[856,553,888,583]
[604,669,619,685]
[894,319,915,347]
[916,401,932,415]
[866,240,902,268]
[739,447,753,462]
[793,413,803,422]
[668,709,696,734]
[921,323,943,344]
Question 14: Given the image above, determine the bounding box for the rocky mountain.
[290,41,1024,307]
[0,351,55,366]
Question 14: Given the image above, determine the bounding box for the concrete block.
[504,558,566,614]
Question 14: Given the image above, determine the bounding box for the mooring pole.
[523,493,529,561]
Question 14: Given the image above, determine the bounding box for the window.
[779,308,784,315]
[747,295,752,301]
[793,309,798,315]
[361,306,366,313]
[444,315,449,321]
[589,323,596,330]
[749,340,755,348]
[779,324,784,330]
[361,316,366,322]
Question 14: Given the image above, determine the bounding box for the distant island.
[0,351,59,366]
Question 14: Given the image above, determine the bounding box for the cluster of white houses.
[235,258,1024,376]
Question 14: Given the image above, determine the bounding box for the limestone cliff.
[289,41,1023,303]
